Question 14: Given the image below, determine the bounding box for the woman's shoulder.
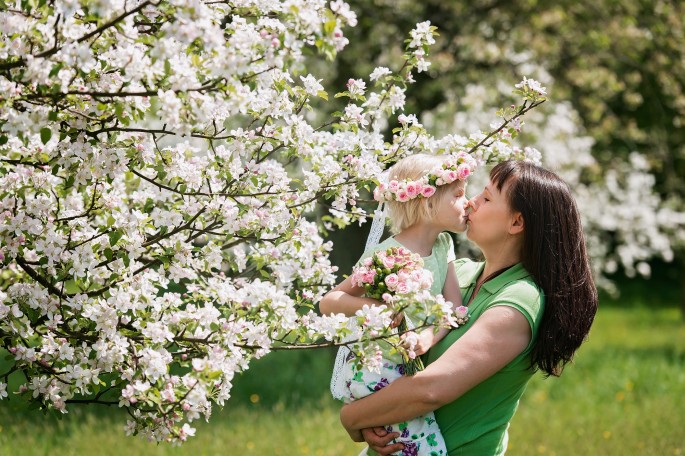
[496,278,543,305]
[488,272,544,324]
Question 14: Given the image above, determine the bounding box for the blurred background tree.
[324,0,685,313]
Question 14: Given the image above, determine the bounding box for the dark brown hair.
[490,160,598,376]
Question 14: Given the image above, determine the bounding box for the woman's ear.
[509,212,525,235]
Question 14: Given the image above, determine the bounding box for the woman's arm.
[319,275,383,317]
[340,305,532,431]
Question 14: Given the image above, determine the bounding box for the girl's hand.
[361,427,404,455]
[389,311,404,328]
[400,328,435,356]
[346,427,364,442]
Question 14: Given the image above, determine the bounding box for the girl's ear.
[509,212,525,235]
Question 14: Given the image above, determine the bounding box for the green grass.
[0,306,683,455]
[508,306,685,455]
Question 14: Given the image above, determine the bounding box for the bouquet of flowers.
[350,246,468,375]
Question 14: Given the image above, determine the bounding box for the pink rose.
[405,182,419,198]
[396,190,409,202]
[457,164,471,180]
[388,180,400,192]
[382,256,396,269]
[445,170,458,183]
[422,185,436,197]
[362,270,377,284]
[363,257,373,267]
[396,282,411,294]
[385,273,399,290]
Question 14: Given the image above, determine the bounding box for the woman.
[340,160,598,455]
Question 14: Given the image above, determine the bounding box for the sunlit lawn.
[1,305,683,456]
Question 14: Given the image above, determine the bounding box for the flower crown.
[373,153,477,203]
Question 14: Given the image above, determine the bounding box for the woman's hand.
[361,427,404,455]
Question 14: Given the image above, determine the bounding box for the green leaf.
[324,20,336,35]
[0,135,7,145]
[40,127,52,144]
[108,230,123,247]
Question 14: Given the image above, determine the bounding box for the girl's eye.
[483,198,490,202]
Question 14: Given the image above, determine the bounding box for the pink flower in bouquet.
[362,270,377,284]
[382,255,396,269]
[397,247,410,256]
[385,273,399,290]
[381,293,394,303]
[396,282,411,294]
[362,257,373,267]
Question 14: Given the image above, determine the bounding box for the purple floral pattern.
[342,360,447,455]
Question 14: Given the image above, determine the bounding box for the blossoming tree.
[335,0,685,294]
[0,0,545,442]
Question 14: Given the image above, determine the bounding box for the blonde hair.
[385,154,465,233]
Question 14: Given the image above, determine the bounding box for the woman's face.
[432,181,470,233]
[465,179,517,247]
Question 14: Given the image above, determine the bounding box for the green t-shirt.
[424,259,545,455]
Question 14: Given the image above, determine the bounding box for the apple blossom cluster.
[348,246,467,375]
[373,152,477,202]
[0,0,546,443]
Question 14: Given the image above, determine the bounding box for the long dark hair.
[490,160,598,376]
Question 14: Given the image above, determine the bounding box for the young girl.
[320,153,473,456]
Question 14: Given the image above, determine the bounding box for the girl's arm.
[319,275,383,317]
[442,260,463,308]
[340,305,531,431]
[407,261,462,354]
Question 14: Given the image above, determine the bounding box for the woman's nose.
[466,198,478,212]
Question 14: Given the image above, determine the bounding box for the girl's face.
[465,179,517,246]
[432,182,470,233]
